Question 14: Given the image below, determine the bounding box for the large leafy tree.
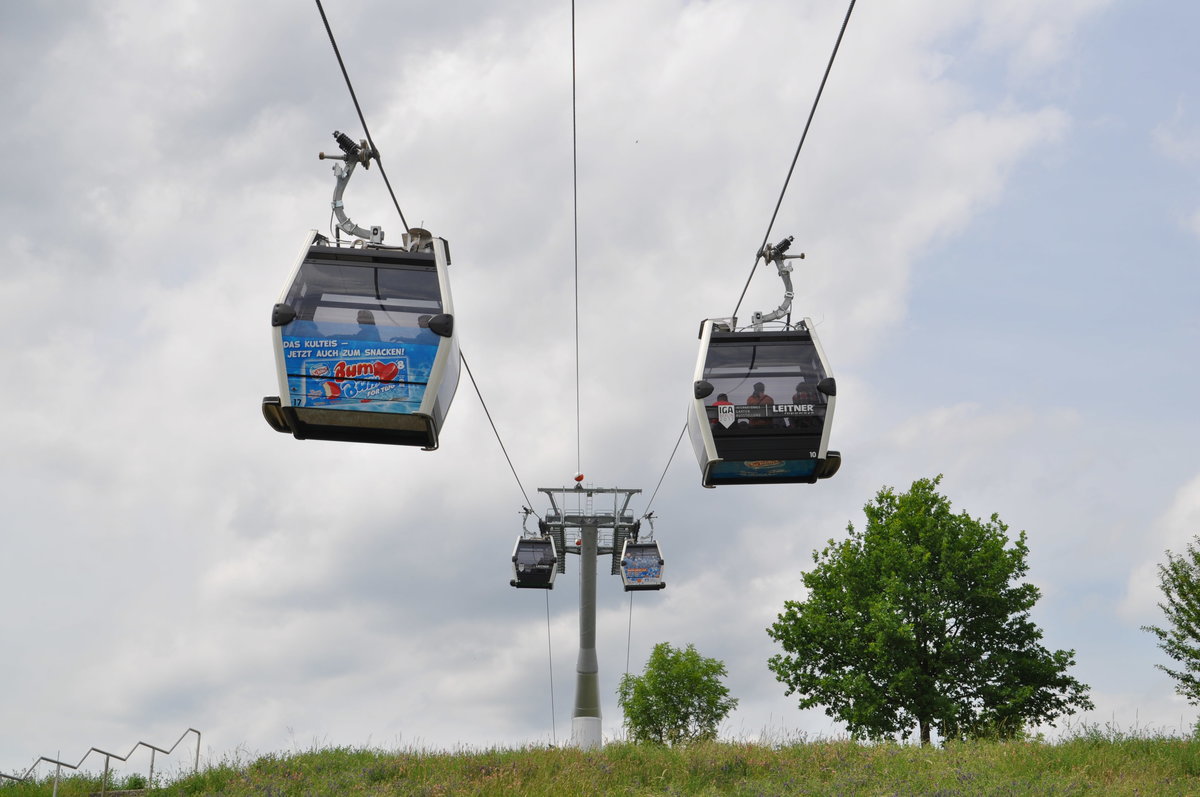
[1142,539,1200,705]
[766,475,1092,744]
[617,642,738,745]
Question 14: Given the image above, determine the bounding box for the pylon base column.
[571,716,602,749]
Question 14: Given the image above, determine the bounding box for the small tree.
[617,642,738,745]
[767,475,1093,745]
[1142,538,1200,706]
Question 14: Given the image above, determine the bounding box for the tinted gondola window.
[701,340,828,434]
[284,262,442,336]
[516,542,554,569]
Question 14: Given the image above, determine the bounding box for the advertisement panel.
[709,458,819,480]
[282,327,438,414]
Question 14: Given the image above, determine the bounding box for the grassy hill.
[4,731,1200,795]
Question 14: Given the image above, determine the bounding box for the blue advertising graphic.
[282,325,439,414]
[710,458,819,480]
[624,550,662,585]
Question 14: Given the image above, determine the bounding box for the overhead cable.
[314,0,410,233]
[571,0,583,476]
[545,591,558,744]
[642,421,687,518]
[461,352,535,510]
[732,0,856,319]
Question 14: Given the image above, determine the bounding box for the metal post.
[572,522,602,749]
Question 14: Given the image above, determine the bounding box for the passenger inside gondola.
[792,380,816,403]
[746,382,775,426]
[355,309,381,340]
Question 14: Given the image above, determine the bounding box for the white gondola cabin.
[688,318,839,486]
[262,228,460,449]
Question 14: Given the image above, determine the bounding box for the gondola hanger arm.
[319,130,385,244]
[751,235,806,330]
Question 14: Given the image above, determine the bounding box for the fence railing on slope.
[0,727,201,794]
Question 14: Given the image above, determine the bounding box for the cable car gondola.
[510,535,559,589]
[619,539,665,591]
[261,132,459,449]
[687,237,840,486]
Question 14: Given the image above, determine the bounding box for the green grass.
[5,733,1200,795]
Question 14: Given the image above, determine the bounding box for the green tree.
[1142,538,1200,706]
[617,642,738,745]
[766,475,1093,745]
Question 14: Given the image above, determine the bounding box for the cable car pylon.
[512,483,664,748]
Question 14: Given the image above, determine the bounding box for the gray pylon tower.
[538,485,642,749]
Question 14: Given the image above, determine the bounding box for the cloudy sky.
[2,0,1198,776]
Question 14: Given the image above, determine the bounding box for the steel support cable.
[461,351,535,510]
[545,591,558,744]
[554,2,580,746]
[625,591,634,676]
[641,421,687,519]
[314,0,410,233]
[571,0,582,476]
[731,0,856,319]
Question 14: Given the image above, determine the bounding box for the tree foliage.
[766,475,1093,744]
[617,642,738,745]
[1142,538,1200,704]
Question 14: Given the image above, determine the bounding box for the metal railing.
[0,727,201,794]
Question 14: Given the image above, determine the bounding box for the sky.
[2,0,1198,778]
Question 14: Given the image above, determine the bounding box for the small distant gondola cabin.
[510,536,558,589]
[619,540,665,591]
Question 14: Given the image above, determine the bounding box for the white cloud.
[1153,101,1200,166]
[1188,208,1200,242]
[1120,472,1200,623]
[1152,102,1200,241]
[975,0,1116,80]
